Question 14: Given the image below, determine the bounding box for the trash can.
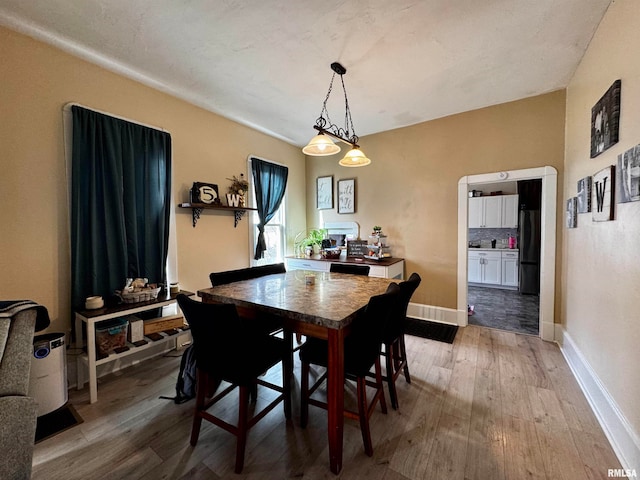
[28,332,68,416]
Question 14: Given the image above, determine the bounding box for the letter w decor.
[592,165,615,222]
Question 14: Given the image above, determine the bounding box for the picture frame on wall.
[577,176,592,213]
[590,79,621,158]
[316,175,333,209]
[337,178,356,214]
[566,197,577,228]
[617,144,640,203]
[592,165,615,222]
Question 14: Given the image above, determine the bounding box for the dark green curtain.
[251,158,288,260]
[71,106,172,309]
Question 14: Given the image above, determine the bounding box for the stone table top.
[198,271,396,330]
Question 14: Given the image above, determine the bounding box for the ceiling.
[0,1,612,147]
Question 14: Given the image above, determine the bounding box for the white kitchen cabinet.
[501,250,519,287]
[501,194,520,228]
[468,250,501,285]
[468,196,503,228]
[468,197,484,228]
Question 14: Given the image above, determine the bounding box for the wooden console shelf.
[178,202,257,228]
[75,290,194,403]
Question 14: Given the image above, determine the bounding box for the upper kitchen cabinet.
[468,194,519,228]
[501,194,519,228]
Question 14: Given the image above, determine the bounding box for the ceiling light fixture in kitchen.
[302,62,371,167]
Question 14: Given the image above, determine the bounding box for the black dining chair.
[299,283,400,457]
[209,263,286,336]
[381,272,421,409]
[176,294,291,474]
[329,263,371,276]
[209,262,286,287]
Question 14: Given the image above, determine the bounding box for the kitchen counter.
[468,247,518,252]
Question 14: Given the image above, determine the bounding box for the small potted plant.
[301,228,327,256]
[372,225,383,236]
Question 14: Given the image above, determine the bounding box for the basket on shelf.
[116,286,161,304]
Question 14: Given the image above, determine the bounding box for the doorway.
[456,167,557,341]
[467,179,540,335]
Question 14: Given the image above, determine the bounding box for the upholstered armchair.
[0,304,46,480]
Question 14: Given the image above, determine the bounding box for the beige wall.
[307,91,566,309]
[0,26,306,334]
[563,0,640,439]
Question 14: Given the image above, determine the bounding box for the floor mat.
[35,403,83,443]
[405,317,458,344]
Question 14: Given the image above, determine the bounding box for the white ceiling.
[0,1,611,147]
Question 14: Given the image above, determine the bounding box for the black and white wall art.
[566,197,577,228]
[337,178,356,214]
[590,79,621,158]
[617,144,640,203]
[316,175,333,209]
[592,165,615,222]
[577,176,592,213]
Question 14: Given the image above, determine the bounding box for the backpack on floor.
[161,344,196,404]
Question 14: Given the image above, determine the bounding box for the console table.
[285,255,404,279]
[75,290,193,403]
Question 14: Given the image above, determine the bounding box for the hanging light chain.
[313,67,359,145]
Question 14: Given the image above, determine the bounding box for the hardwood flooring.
[33,325,621,479]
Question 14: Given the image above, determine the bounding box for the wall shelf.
[178,202,257,227]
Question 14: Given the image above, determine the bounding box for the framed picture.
[590,79,621,158]
[592,165,615,222]
[316,175,333,209]
[337,178,356,214]
[566,197,577,228]
[191,182,220,205]
[577,176,592,213]
[617,144,640,203]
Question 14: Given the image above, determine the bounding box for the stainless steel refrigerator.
[518,209,541,295]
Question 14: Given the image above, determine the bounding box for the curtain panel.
[251,158,288,260]
[71,106,172,310]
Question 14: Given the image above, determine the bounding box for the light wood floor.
[33,325,621,479]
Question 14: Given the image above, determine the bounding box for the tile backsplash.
[468,228,517,248]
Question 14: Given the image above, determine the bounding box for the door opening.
[457,167,557,341]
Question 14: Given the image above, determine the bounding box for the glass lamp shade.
[338,147,371,167]
[302,134,341,156]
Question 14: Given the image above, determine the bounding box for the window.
[247,156,287,266]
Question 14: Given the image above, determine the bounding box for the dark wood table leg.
[327,328,345,474]
[283,329,293,418]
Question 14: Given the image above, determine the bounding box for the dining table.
[197,269,396,474]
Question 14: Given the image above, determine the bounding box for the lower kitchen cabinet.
[501,250,519,287]
[468,250,501,285]
[468,249,519,288]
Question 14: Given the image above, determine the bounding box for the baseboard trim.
[557,328,640,472]
[407,302,460,326]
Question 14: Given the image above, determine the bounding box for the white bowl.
[85,296,104,310]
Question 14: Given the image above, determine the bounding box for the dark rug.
[35,403,83,443]
[405,317,458,344]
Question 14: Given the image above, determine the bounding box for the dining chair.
[209,262,286,287]
[209,263,286,336]
[329,263,371,276]
[381,272,421,409]
[299,283,400,456]
[176,294,291,474]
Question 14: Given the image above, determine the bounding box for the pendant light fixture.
[302,62,371,167]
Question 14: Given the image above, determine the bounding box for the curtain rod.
[62,102,170,134]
